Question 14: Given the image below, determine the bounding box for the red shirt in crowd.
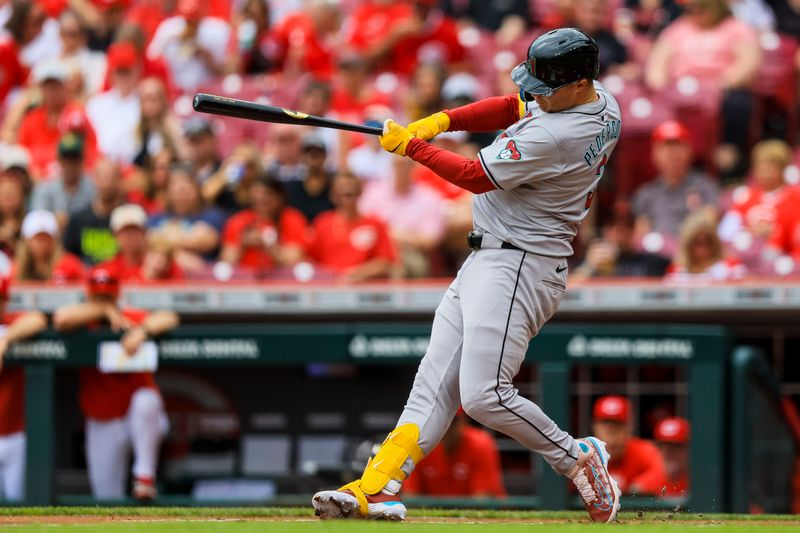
[269,12,336,80]
[0,313,24,436]
[389,11,465,77]
[608,438,668,495]
[346,1,412,55]
[727,184,800,245]
[17,104,98,179]
[79,308,158,421]
[308,211,396,272]
[98,254,183,283]
[0,37,28,106]
[403,426,506,497]
[10,253,85,283]
[222,207,308,271]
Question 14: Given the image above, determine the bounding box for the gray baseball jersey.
[475,81,622,257]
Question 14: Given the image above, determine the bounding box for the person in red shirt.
[403,408,506,497]
[592,396,668,495]
[99,204,183,283]
[0,31,29,108]
[13,210,84,283]
[267,1,342,80]
[654,417,690,498]
[16,59,98,180]
[53,266,180,501]
[308,171,396,281]
[0,276,49,502]
[220,178,307,276]
[330,52,393,125]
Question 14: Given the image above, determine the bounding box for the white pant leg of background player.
[459,249,580,475]
[0,432,25,500]
[395,254,477,474]
[86,417,130,498]
[128,388,168,481]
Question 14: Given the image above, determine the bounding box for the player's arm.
[52,302,126,332]
[0,311,48,371]
[121,311,180,356]
[381,120,495,195]
[408,94,525,140]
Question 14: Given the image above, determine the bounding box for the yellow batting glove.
[406,112,451,141]
[380,119,414,156]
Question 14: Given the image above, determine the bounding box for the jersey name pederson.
[583,119,621,166]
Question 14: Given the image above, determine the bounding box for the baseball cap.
[0,144,30,173]
[593,395,631,423]
[301,133,327,153]
[33,59,68,84]
[110,204,148,232]
[178,0,204,21]
[442,73,479,102]
[652,120,691,144]
[107,41,139,72]
[183,116,215,139]
[654,417,690,444]
[87,266,120,298]
[21,210,59,239]
[58,133,85,159]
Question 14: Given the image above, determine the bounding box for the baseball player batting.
[313,28,623,522]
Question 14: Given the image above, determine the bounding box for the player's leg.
[0,432,25,501]
[86,417,131,499]
[313,260,471,520]
[127,388,168,501]
[458,250,619,521]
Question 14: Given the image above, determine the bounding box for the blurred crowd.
[0,0,798,284]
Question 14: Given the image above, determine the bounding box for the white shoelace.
[570,471,597,503]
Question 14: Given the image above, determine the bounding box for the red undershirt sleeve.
[444,94,522,132]
[405,138,495,194]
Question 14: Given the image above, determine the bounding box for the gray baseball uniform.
[397,82,622,477]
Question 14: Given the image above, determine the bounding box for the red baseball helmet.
[87,266,120,299]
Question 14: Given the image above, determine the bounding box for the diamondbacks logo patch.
[497,140,521,160]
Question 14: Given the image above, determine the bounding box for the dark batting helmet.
[511,28,599,98]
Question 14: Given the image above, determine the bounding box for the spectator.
[631,120,719,241]
[6,0,58,67]
[572,0,631,77]
[719,141,800,258]
[0,1,31,106]
[86,41,142,163]
[441,0,530,43]
[572,212,671,279]
[101,204,182,283]
[64,158,123,265]
[132,77,186,168]
[403,409,506,498]
[360,157,445,278]
[80,0,129,52]
[14,210,84,282]
[405,61,447,122]
[184,117,221,185]
[30,132,95,230]
[666,211,746,281]
[148,165,224,274]
[264,124,304,183]
[146,0,231,92]
[330,52,392,125]
[220,177,308,276]
[202,142,264,215]
[295,80,341,162]
[285,133,336,222]
[654,417,690,498]
[592,395,668,495]
[308,171,396,282]
[59,9,106,96]
[268,0,342,80]
[16,59,98,180]
[53,266,179,501]
[224,0,277,75]
[0,144,32,208]
[645,0,761,177]
[0,173,26,257]
[128,148,174,215]
[0,276,48,502]
[113,23,175,99]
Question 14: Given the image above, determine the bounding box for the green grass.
[0,507,798,532]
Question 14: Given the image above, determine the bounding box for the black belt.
[467,231,523,251]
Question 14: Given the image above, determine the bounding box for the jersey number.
[585,154,608,210]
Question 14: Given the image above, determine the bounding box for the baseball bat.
[192,93,383,136]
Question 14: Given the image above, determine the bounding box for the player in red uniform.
[0,276,48,502]
[654,417,690,498]
[592,396,668,495]
[403,409,506,498]
[53,266,179,501]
